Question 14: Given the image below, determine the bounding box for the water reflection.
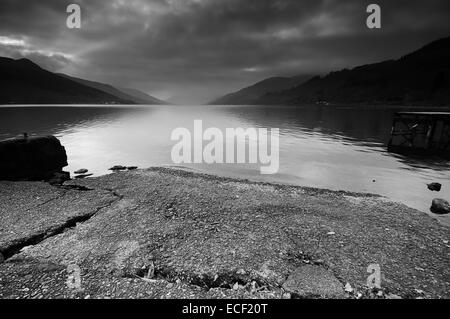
[219,105,450,170]
[0,105,449,224]
[0,106,147,138]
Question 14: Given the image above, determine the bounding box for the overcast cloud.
[0,0,449,103]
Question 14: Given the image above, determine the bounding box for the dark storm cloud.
[1,0,449,103]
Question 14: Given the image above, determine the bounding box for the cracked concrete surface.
[0,181,118,259]
[0,167,449,299]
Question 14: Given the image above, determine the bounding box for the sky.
[0,0,449,104]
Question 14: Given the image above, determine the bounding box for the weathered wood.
[388,112,450,157]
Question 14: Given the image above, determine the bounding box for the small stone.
[127,166,138,170]
[327,232,336,235]
[282,292,291,299]
[74,169,88,174]
[415,289,425,295]
[430,198,450,215]
[236,269,246,275]
[344,283,354,293]
[313,259,324,265]
[109,165,127,171]
[386,293,402,299]
[233,282,239,290]
[146,262,155,279]
[74,174,93,179]
[84,295,91,299]
[427,183,442,192]
[257,261,278,280]
[166,283,174,289]
[377,290,384,297]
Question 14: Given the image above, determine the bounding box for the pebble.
[415,289,425,295]
[313,259,324,265]
[109,165,127,171]
[427,183,442,192]
[282,292,291,299]
[386,294,402,299]
[430,198,450,215]
[236,269,246,275]
[75,174,93,179]
[166,283,174,289]
[344,283,354,293]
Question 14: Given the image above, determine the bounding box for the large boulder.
[0,135,68,181]
[430,198,450,215]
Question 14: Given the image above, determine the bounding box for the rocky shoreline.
[0,167,449,299]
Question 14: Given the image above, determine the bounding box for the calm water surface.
[1,105,449,224]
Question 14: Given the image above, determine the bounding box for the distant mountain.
[256,36,450,106]
[209,75,313,105]
[118,87,168,105]
[0,57,134,104]
[58,74,167,105]
[0,57,168,105]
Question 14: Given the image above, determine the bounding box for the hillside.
[59,74,167,105]
[0,57,134,105]
[118,87,168,105]
[257,36,450,106]
[209,75,313,105]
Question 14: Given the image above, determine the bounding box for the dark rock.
[109,165,127,171]
[427,183,442,192]
[127,166,138,170]
[74,169,89,175]
[0,135,68,181]
[48,171,71,185]
[74,174,93,179]
[430,199,450,215]
[282,265,344,298]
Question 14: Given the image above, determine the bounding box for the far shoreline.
[1,103,450,109]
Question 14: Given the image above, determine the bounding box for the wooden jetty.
[388,112,450,158]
